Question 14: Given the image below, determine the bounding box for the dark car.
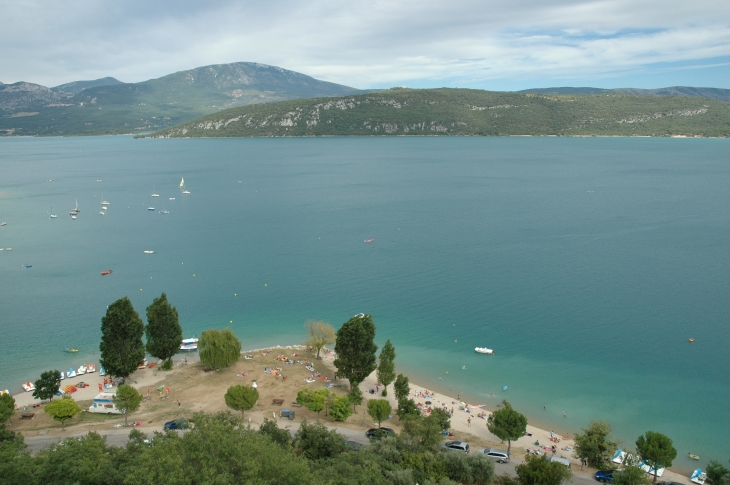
[366,427,395,439]
[595,470,619,483]
[163,419,188,430]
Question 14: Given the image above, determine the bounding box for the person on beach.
[467,417,471,427]
[177,400,181,409]
[550,430,554,439]
[147,388,151,397]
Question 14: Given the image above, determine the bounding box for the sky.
[2,0,730,91]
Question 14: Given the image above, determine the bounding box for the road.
[22,423,597,485]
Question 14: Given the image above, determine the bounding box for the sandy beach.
[9,345,693,485]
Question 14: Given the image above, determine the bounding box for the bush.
[382,389,388,397]
[329,396,353,422]
[293,421,347,461]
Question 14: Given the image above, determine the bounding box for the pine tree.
[99,297,146,382]
[145,293,183,368]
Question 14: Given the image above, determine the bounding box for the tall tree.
[33,370,62,402]
[303,320,336,359]
[44,396,82,430]
[516,454,572,485]
[613,465,652,485]
[487,400,527,454]
[367,399,392,428]
[99,297,146,382]
[113,385,144,427]
[199,328,242,370]
[333,313,378,389]
[0,393,15,425]
[394,373,410,402]
[635,431,677,483]
[574,419,618,469]
[224,385,259,416]
[376,339,396,396]
[145,293,183,369]
[706,460,730,485]
[347,385,363,412]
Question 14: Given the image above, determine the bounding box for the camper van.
[88,392,123,414]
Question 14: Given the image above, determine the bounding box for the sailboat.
[99,194,106,215]
[1,212,6,226]
[181,177,190,194]
[159,203,169,214]
[50,206,57,218]
[151,185,159,197]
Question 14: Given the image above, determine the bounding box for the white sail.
[179,177,185,188]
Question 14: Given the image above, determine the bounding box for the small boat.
[180,337,199,351]
[71,214,77,219]
[99,211,105,215]
[182,190,190,194]
[50,206,57,218]
[0,222,6,227]
[151,186,160,197]
[689,338,695,342]
[502,385,508,391]
[101,270,113,275]
[475,347,494,354]
[63,347,79,353]
[689,453,700,460]
[691,469,707,485]
[143,250,154,254]
[77,365,87,375]
[364,238,375,243]
[67,367,77,378]
[137,359,148,369]
[86,364,96,373]
[22,381,35,392]
[59,372,65,380]
[169,197,175,200]
[25,264,32,268]
[6,248,12,251]
[147,207,155,211]
[148,361,156,369]
[99,366,106,376]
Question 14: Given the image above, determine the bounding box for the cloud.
[1,0,729,88]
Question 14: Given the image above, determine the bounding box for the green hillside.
[146,88,730,138]
[0,63,360,136]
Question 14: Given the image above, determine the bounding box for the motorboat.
[101,270,113,275]
[691,469,707,485]
[182,190,190,194]
[77,365,87,375]
[143,250,154,254]
[147,207,155,211]
[180,337,199,351]
[63,347,78,353]
[169,197,175,200]
[475,347,494,354]
[72,214,77,219]
[86,364,96,373]
[364,238,375,243]
[22,381,35,392]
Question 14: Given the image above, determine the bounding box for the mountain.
[0,82,60,111]
[51,77,123,95]
[146,87,730,139]
[0,62,362,136]
[519,86,730,103]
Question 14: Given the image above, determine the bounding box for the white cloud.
[1,0,729,88]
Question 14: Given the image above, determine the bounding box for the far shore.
[10,344,693,485]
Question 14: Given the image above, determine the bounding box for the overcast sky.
[2,0,729,90]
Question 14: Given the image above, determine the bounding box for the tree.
[635,431,677,483]
[198,328,242,370]
[224,385,259,416]
[706,460,730,485]
[145,292,183,368]
[44,396,82,430]
[613,466,651,485]
[376,339,396,396]
[0,393,16,425]
[303,320,336,359]
[348,385,363,412]
[397,398,420,419]
[367,399,392,428]
[259,418,292,448]
[329,395,353,422]
[516,454,572,485]
[33,370,62,402]
[297,389,326,416]
[401,408,450,451]
[113,385,143,426]
[99,297,146,381]
[574,419,618,469]
[487,400,527,454]
[333,313,378,389]
[293,420,347,461]
[441,452,495,485]
[394,373,410,402]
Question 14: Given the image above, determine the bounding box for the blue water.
[1,136,728,471]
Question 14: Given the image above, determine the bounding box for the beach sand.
[9,346,692,485]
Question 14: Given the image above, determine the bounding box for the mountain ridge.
[519,86,730,103]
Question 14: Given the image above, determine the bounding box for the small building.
[88,392,123,414]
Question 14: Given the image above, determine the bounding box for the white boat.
[137,359,148,369]
[475,347,494,354]
[77,365,87,375]
[99,211,105,215]
[611,449,627,464]
[59,371,65,380]
[180,177,185,188]
[67,367,77,378]
[71,215,77,220]
[144,250,154,254]
[169,197,175,200]
[50,206,57,218]
[151,185,159,197]
[160,203,169,214]
[180,337,199,351]
[147,207,155,211]
[691,469,707,485]
[22,381,35,392]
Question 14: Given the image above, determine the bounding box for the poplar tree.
[145,293,183,369]
[333,313,377,389]
[376,339,396,396]
[100,297,146,382]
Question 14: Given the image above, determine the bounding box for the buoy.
[264,283,267,287]
[234,293,237,297]
[462,365,466,369]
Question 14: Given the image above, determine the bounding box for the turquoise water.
[1,136,728,471]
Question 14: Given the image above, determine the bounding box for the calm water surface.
[0,136,728,471]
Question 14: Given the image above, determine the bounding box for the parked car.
[479,448,510,463]
[441,441,470,453]
[163,419,188,430]
[366,427,395,439]
[595,470,617,482]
